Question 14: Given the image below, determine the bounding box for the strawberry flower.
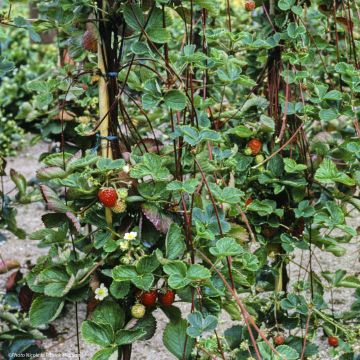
[94,283,108,301]
[124,231,137,240]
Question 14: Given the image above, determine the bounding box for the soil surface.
[1,141,359,360]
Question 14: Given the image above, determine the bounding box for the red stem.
[300,310,312,360]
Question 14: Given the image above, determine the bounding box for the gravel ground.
[0,141,359,360]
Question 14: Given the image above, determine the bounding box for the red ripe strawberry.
[274,335,285,345]
[82,30,97,53]
[328,336,339,347]
[246,139,262,156]
[98,188,118,207]
[139,290,157,308]
[245,0,256,11]
[158,289,175,307]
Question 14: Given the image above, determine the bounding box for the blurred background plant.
[0,2,57,156]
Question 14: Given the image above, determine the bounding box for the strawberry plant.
[0,3,58,152]
[1,0,359,359]
[0,269,50,359]
[0,158,41,242]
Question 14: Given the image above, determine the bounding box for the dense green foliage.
[1,0,360,359]
[0,271,45,358]
[0,10,57,155]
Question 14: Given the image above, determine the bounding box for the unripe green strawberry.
[117,188,128,199]
[111,200,126,214]
[119,240,130,251]
[131,303,146,319]
[121,255,132,264]
[244,147,253,156]
[255,154,265,164]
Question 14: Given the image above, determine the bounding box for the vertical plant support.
[97,4,131,359]
[98,23,113,233]
[98,33,110,159]
[267,0,289,295]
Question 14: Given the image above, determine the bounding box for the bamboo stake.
[98,39,110,159]
[97,7,113,227]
